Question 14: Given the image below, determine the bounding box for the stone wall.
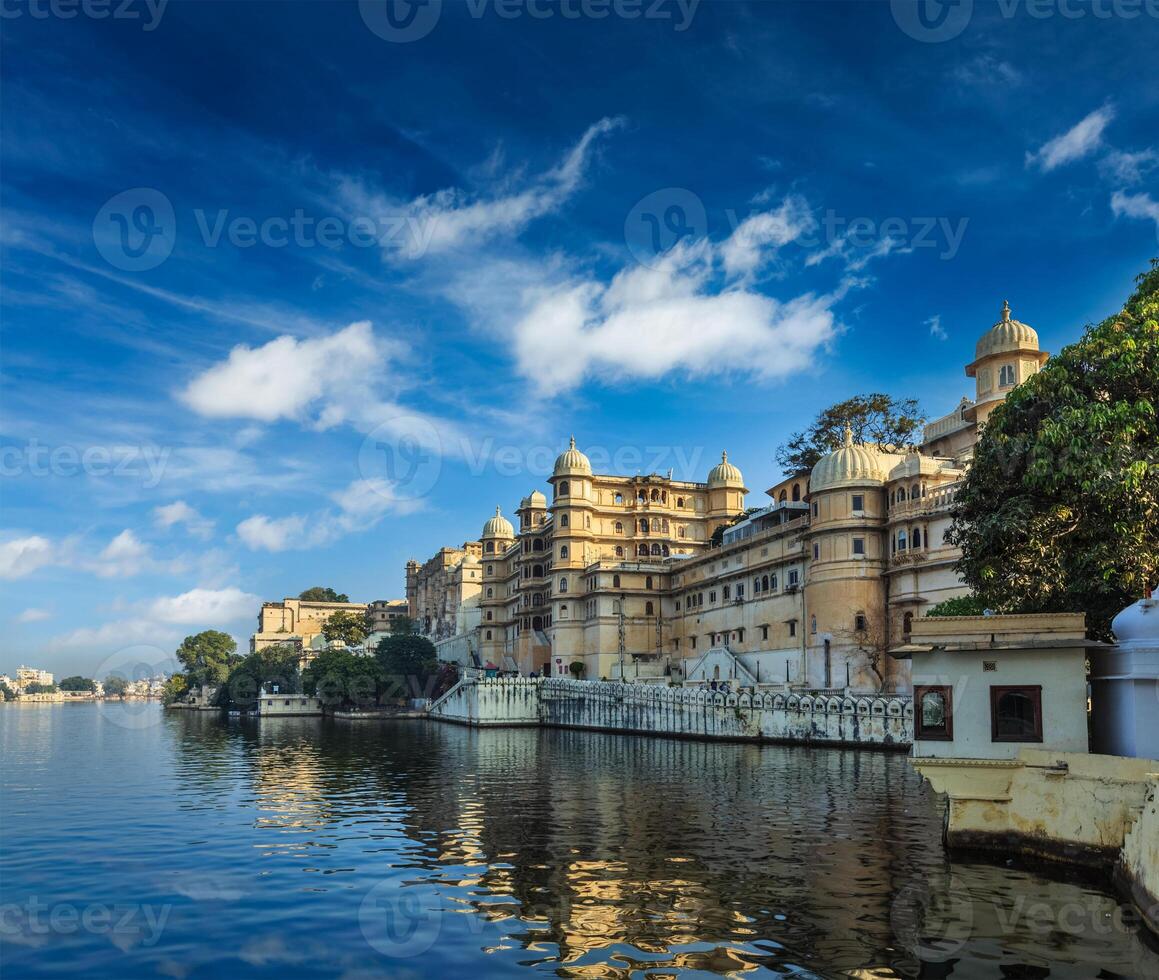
[429,677,913,748]
[1118,774,1159,933]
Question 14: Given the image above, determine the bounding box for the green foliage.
[322,610,369,647]
[302,649,383,708]
[375,631,438,699]
[389,615,420,635]
[58,675,96,692]
[161,674,189,706]
[217,644,302,709]
[925,595,989,618]
[775,393,927,475]
[948,261,1159,639]
[299,587,350,603]
[102,675,129,697]
[175,630,239,688]
[710,507,763,547]
[568,661,585,679]
[25,682,57,694]
[0,682,14,701]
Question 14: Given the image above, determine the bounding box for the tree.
[175,630,239,688]
[0,682,14,702]
[948,261,1159,640]
[389,615,420,636]
[59,676,96,692]
[568,661,585,679]
[161,674,189,706]
[299,587,350,603]
[102,675,129,697]
[218,644,302,709]
[25,682,57,694]
[775,394,927,475]
[322,610,368,647]
[925,595,988,618]
[375,631,438,699]
[302,649,383,708]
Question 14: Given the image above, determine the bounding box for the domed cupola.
[810,427,891,492]
[973,300,1041,361]
[1111,596,1159,650]
[553,437,592,478]
[526,490,547,508]
[707,451,744,488]
[481,506,514,540]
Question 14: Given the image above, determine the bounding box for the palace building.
[409,302,1048,692]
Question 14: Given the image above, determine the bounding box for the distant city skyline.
[3,2,1158,675]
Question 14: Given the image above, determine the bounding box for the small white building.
[257,687,322,717]
[1091,596,1159,760]
[900,612,1093,759]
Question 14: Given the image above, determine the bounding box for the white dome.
[553,437,591,477]
[1111,597,1159,648]
[975,300,1039,359]
[526,490,547,508]
[482,506,514,539]
[707,451,744,488]
[810,428,891,492]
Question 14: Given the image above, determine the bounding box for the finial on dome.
[494,506,501,516]
[1002,299,1011,321]
[569,435,576,450]
[843,426,853,447]
[721,450,728,462]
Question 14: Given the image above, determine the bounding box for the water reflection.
[1,703,1154,979]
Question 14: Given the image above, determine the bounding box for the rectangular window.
[852,537,865,556]
[915,685,953,741]
[813,543,820,559]
[788,570,799,586]
[788,620,797,637]
[852,494,864,512]
[761,625,769,641]
[812,502,819,517]
[709,591,717,603]
[691,636,697,649]
[990,686,1043,742]
[723,585,731,600]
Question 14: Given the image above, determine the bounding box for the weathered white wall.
[430,677,912,747]
[1118,774,1159,933]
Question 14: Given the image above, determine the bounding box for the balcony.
[887,481,962,520]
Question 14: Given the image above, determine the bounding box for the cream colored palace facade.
[408,303,1048,693]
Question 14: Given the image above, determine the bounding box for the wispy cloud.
[15,607,51,624]
[153,501,215,540]
[1100,148,1159,186]
[1110,190,1159,233]
[926,314,948,341]
[1026,106,1115,172]
[0,536,54,580]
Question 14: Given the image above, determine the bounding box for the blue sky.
[2,0,1157,678]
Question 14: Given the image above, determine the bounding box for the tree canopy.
[161,674,189,706]
[102,675,129,697]
[947,261,1159,639]
[24,682,56,694]
[322,610,369,647]
[217,644,302,709]
[375,631,438,698]
[925,595,988,618]
[299,587,350,603]
[302,649,382,708]
[58,676,96,692]
[175,630,239,688]
[775,393,927,476]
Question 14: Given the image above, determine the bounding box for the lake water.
[1,701,1156,978]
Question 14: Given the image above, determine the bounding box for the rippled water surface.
[2,702,1156,978]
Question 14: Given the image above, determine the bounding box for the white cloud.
[926,315,948,341]
[179,320,392,426]
[952,55,1022,89]
[511,235,846,394]
[1026,107,1115,172]
[336,117,624,259]
[1110,190,1159,232]
[153,500,214,539]
[95,529,152,578]
[720,195,814,279]
[237,477,421,553]
[1100,148,1159,186]
[15,607,51,623]
[0,535,53,580]
[146,587,259,625]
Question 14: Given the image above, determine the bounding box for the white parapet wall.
[1118,773,1159,933]
[429,677,912,748]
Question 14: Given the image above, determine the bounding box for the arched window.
[486,611,493,621]
[560,546,569,559]
[779,490,787,502]
[911,484,921,499]
[613,600,621,614]
[486,542,495,553]
[559,480,569,496]
[903,611,914,637]
[897,530,907,551]
[678,527,686,538]
[640,519,648,532]
[754,577,761,593]
[792,483,801,502]
[762,574,769,591]
[614,492,623,505]
[651,544,661,555]
[559,605,568,619]
[770,574,777,590]
[486,564,493,574]
[662,545,670,556]
[651,518,661,532]
[810,615,817,634]
[676,497,684,508]
[485,630,492,640]
[613,574,621,588]
[912,528,922,548]
[645,601,655,615]
[486,588,493,598]
[999,364,1016,387]
[533,539,543,551]
[559,577,568,593]
[650,489,660,501]
[661,491,667,503]
[662,519,669,532]
[585,514,591,528]
[615,546,623,557]
[645,576,653,589]
[560,514,569,528]
[615,521,623,534]
[533,564,543,577]
[637,544,648,556]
